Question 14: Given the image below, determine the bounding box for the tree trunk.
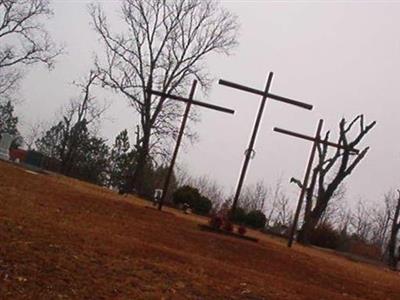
[297,199,328,244]
[124,124,151,195]
[304,167,318,223]
[387,193,400,269]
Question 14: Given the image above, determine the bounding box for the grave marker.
[0,133,14,160]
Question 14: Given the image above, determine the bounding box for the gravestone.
[153,189,163,206]
[0,133,13,160]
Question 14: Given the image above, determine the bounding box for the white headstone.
[153,189,163,204]
[0,133,13,160]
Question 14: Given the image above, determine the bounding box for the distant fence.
[9,149,61,172]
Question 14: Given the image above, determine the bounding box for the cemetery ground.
[0,161,399,300]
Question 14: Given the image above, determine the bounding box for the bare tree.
[369,191,397,249]
[264,178,287,227]
[318,184,347,227]
[175,165,226,208]
[240,180,268,212]
[0,0,62,99]
[60,71,107,174]
[89,0,239,194]
[387,190,400,269]
[23,119,46,150]
[273,187,291,227]
[291,176,346,228]
[236,177,294,228]
[0,68,21,100]
[175,163,192,187]
[297,115,376,244]
[336,206,352,236]
[350,200,373,242]
[36,70,106,174]
[190,175,225,206]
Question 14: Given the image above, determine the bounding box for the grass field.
[1,160,399,299]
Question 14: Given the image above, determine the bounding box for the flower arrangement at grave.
[208,203,248,235]
[237,225,247,235]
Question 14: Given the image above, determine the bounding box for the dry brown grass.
[1,160,399,300]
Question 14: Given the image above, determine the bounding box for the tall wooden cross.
[148,80,235,210]
[219,72,313,213]
[273,119,359,247]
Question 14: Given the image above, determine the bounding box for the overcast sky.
[16,0,400,207]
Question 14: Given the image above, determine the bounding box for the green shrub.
[196,196,213,215]
[309,223,341,250]
[173,185,200,205]
[245,210,266,229]
[230,207,247,224]
[173,185,213,215]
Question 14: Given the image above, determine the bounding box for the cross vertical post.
[147,80,235,211]
[157,80,197,210]
[287,119,323,247]
[231,72,273,213]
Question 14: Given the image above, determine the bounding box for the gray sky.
[17,0,400,206]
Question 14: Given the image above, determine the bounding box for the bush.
[309,223,341,250]
[230,207,247,224]
[173,185,213,215]
[245,210,267,229]
[192,196,212,216]
[173,185,200,206]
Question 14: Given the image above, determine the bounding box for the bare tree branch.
[0,0,63,98]
[89,0,239,194]
[297,115,376,244]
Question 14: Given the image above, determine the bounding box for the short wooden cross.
[273,119,359,247]
[219,72,313,213]
[148,80,235,210]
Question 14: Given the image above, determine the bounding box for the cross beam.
[219,80,313,110]
[149,89,234,114]
[219,72,313,214]
[147,80,235,210]
[273,127,360,154]
[273,119,359,247]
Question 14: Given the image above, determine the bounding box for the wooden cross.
[219,72,313,213]
[148,80,235,210]
[273,119,359,247]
